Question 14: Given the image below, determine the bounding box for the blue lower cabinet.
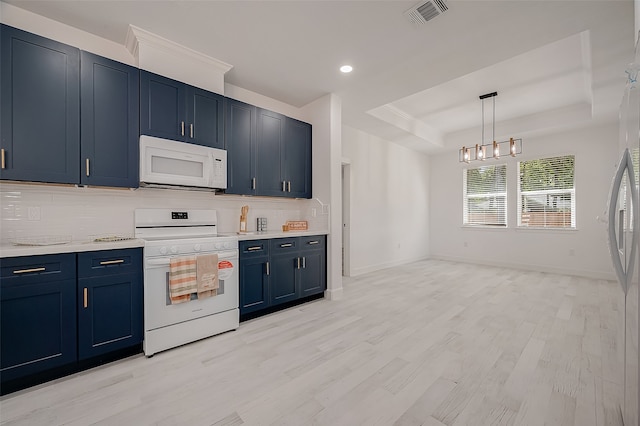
[77,249,143,360]
[0,254,77,382]
[239,236,326,319]
[1,249,143,392]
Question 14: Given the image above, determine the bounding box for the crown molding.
[125,25,232,75]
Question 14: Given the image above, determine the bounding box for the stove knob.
[170,246,178,254]
[159,247,167,255]
[194,244,202,252]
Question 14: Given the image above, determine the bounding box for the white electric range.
[134,208,239,356]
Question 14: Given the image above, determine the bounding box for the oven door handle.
[145,251,238,267]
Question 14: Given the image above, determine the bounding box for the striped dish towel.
[169,256,197,304]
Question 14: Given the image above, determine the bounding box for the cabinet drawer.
[270,237,299,254]
[300,235,325,251]
[240,240,269,258]
[1,254,76,286]
[78,248,142,278]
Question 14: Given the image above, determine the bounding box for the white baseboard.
[324,287,344,300]
[350,255,430,277]
[429,254,616,281]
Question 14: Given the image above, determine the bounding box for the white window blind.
[518,155,575,229]
[463,164,507,226]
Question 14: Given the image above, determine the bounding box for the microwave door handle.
[608,148,631,293]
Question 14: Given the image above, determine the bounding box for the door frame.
[342,159,351,277]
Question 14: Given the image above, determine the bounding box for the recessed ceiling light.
[340,65,353,73]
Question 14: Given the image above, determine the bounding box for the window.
[518,155,575,228]
[463,164,507,226]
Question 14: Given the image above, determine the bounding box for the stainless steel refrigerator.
[609,36,640,426]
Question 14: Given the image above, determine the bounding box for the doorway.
[342,160,351,277]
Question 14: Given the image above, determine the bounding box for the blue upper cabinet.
[256,108,288,197]
[139,71,187,141]
[0,25,80,184]
[187,87,224,149]
[226,99,257,195]
[140,70,224,148]
[80,52,139,188]
[284,118,312,199]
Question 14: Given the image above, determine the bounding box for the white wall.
[342,126,430,276]
[430,123,619,280]
[301,94,343,299]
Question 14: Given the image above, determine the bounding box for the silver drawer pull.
[247,246,263,251]
[13,267,46,274]
[100,259,124,266]
[280,243,293,248]
[308,241,319,245]
[266,261,270,275]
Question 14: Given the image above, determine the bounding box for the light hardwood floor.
[0,260,625,426]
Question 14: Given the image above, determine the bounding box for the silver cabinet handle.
[100,259,124,266]
[297,257,301,269]
[302,257,306,268]
[83,288,88,308]
[280,243,293,248]
[181,121,185,136]
[308,241,319,245]
[252,178,256,190]
[190,123,194,138]
[1,148,5,169]
[13,267,46,274]
[86,158,90,177]
[247,246,263,251]
[266,261,270,275]
[288,181,291,192]
[282,181,286,192]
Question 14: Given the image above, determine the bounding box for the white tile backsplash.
[0,183,329,244]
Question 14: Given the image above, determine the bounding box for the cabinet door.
[0,254,77,382]
[226,99,257,195]
[140,70,186,141]
[283,118,312,199]
[187,87,224,149]
[256,108,286,197]
[270,238,299,305]
[77,249,143,360]
[1,25,79,184]
[270,254,299,306]
[299,249,325,297]
[239,255,269,315]
[80,52,139,188]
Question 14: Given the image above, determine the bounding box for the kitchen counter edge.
[230,230,329,241]
[0,239,146,258]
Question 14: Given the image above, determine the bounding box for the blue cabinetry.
[1,248,143,393]
[77,248,143,360]
[1,25,139,188]
[0,254,77,382]
[239,241,269,314]
[81,52,139,188]
[270,238,300,305]
[226,99,257,195]
[140,70,224,149]
[239,235,326,319]
[0,25,79,184]
[227,106,312,198]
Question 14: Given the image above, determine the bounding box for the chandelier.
[459,91,522,163]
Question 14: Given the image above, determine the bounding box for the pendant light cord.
[492,95,495,142]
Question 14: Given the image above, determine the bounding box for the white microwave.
[139,135,227,191]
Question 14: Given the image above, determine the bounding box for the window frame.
[462,163,508,228]
[516,154,576,230]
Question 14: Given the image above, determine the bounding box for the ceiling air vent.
[404,0,448,25]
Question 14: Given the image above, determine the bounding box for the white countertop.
[227,230,329,241]
[0,238,146,258]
